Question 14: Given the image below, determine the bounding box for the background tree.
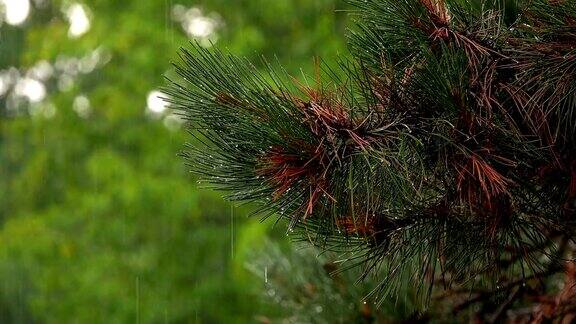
[0,0,353,322]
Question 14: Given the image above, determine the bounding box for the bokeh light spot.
[1,0,30,26]
[146,90,168,114]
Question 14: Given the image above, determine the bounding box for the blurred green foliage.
[246,241,419,324]
[0,0,348,322]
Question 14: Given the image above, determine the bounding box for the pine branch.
[167,0,576,309]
